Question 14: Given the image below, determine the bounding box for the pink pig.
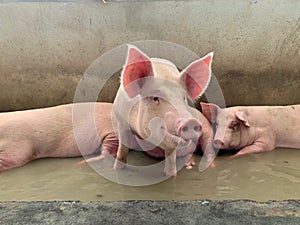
[0,102,118,172]
[201,103,300,156]
[113,45,214,176]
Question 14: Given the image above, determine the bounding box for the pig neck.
[238,124,257,148]
[235,107,262,148]
[236,106,280,149]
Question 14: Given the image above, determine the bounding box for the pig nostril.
[178,119,201,140]
[181,126,188,132]
[213,140,224,147]
[194,125,201,132]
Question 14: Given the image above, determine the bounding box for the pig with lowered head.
[113,45,214,176]
[201,103,300,156]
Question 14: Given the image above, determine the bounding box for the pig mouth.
[135,126,197,156]
[170,135,192,147]
[163,130,197,156]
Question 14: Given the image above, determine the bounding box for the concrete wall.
[0,0,299,111]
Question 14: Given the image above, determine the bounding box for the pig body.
[201,103,300,156]
[0,102,118,171]
[113,45,213,176]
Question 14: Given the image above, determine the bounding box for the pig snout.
[212,128,227,149]
[213,139,225,149]
[178,118,202,141]
[164,111,201,142]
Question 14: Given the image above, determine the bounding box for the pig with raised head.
[201,103,300,156]
[113,45,214,176]
[0,102,118,172]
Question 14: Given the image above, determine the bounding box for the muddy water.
[0,148,299,202]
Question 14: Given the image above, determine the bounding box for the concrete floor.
[1,200,300,225]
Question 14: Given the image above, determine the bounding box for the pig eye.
[153,97,160,102]
[183,97,188,103]
[229,121,240,131]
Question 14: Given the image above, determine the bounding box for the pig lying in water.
[0,102,118,172]
[201,103,300,156]
[113,45,214,176]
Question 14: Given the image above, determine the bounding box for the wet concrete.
[1,200,300,225]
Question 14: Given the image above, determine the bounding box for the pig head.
[201,102,251,150]
[113,45,213,176]
[201,103,300,157]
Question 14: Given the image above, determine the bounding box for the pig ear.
[180,52,213,100]
[121,45,153,98]
[235,111,250,127]
[200,102,219,123]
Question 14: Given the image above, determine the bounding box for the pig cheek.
[219,128,233,149]
[230,131,241,149]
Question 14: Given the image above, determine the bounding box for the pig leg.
[0,142,33,172]
[114,144,129,169]
[78,133,118,165]
[77,149,110,165]
[114,129,136,169]
[199,139,217,171]
[232,142,272,157]
[0,157,29,172]
[164,149,177,176]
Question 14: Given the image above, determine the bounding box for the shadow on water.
[0,148,299,202]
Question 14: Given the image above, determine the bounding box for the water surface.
[0,148,299,202]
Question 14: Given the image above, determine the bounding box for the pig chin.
[228,138,242,150]
[222,131,242,150]
[176,140,197,157]
[160,128,198,155]
[139,123,197,156]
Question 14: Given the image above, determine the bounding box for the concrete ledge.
[1,200,300,224]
